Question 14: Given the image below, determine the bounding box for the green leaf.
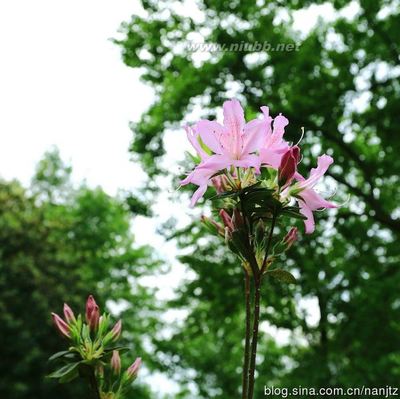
[48,351,70,362]
[240,186,281,219]
[231,230,253,261]
[59,368,79,384]
[267,269,297,284]
[280,206,307,220]
[47,362,81,379]
[211,190,239,200]
[104,345,130,353]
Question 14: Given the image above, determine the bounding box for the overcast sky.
[0,0,154,193]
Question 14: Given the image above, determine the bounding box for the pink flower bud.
[212,175,230,194]
[86,295,100,330]
[231,208,244,230]
[126,357,141,380]
[278,146,300,187]
[111,350,121,375]
[51,312,70,338]
[283,227,298,249]
[201,215,224,236]
[86,295,97,322]
[219,209,234,232]
[63,303,75,324]
[88,304,100,331]
[110,320,122,342]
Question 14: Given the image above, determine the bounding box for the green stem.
[248,211,278,398]
[239,195,258,276]
[89,369,101,399]
[241,270,251,399]
[260,212,277,274]
[247,277,261,399]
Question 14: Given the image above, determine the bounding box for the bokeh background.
[0,1,399,398]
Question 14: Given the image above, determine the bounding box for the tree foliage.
[116,0,400,397]
[0,150,158,399]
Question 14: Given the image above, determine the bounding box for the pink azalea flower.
[295,155,337,234]
[181,99,272,206]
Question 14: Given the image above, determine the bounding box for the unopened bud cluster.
[49,295,141,398]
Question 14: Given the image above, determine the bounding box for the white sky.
[0,0,153,194]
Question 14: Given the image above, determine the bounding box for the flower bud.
[110,320,122,342]
[231,208,244,230]
[126,357,141,380]
[212,175,230,194]
[283,227,298,250]
[219,209,234,232]
[86,295,100,330]
[201,215,224,236]
[63,303,75,324]
[51,313,70,338]
[86,295,97,321]
[111,350,121,375]
[278,146,300,187]
[89,304,100,331]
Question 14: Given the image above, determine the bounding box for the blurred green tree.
[0,149,157,399]
[116,0,400,397]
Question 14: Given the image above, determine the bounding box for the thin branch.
[327,171,400,232]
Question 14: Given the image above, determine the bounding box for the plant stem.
[239,194,258,276]
[241,270,251,399]
[89,369,101,399]
[247,277,261,399]
[260,212,277,273]
[247,211,278,398]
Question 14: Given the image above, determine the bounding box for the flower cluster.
[50,296,141,399]
[181,99,336,234]
[181,99,338,399]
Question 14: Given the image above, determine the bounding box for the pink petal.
[196,154,232,172]
[190,184,208,207]
[299,202,315,234]
[181,166,215,186]
[185,125,208,159]
[223,99,245,137]
[294,171,305,181]
[260,106,271,120]
[259,148,285,168]
[272,113,289,141]
[242,106,273,154]
[232,154,260,171]
[298,154,334,189]
[300,188,337,211]
[194,120,225,154]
